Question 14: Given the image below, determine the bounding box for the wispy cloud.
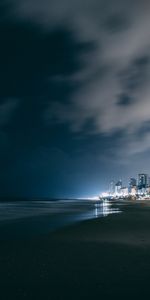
[5,0,150,158]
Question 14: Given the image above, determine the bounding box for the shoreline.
[50,207,150,247]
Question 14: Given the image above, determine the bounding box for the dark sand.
[0,202,150,299]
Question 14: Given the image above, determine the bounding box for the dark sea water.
[0,200,150,300]
[0,200,121,239]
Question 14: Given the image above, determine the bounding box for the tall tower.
[109,181,115,195]
[138,174,148,189]
[129,178,136,192]
[115,180,122,195]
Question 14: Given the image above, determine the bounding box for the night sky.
[0,0,150,198]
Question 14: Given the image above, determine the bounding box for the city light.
[100,173,150,201]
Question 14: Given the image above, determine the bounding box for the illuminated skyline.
[102,172,150,198]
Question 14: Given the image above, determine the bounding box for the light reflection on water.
[94,202,121,218]
[80,201,121,220]
[0,200,121,221]
[0,200,122,239]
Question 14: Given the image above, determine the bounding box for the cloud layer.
[16,0,150,157]
[2,0,150,157]
[1,0,150,195]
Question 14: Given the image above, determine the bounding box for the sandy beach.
[0,201,150,299]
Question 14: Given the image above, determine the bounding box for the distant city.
[101,173,150,200]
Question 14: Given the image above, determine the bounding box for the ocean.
[0,199,121,239]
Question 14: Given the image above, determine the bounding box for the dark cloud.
[117,94,132,106]
[0,23,85,99]
[120,54,150,93]
[0,7,95,132]
[104,13,129,34]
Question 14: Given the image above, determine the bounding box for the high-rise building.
[138,174,148,189]
[129,177,136,187]
[129,177,136,193]
[109,181,115,195]
[115,180,122,195]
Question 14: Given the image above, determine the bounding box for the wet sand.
[0,202,150,299]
